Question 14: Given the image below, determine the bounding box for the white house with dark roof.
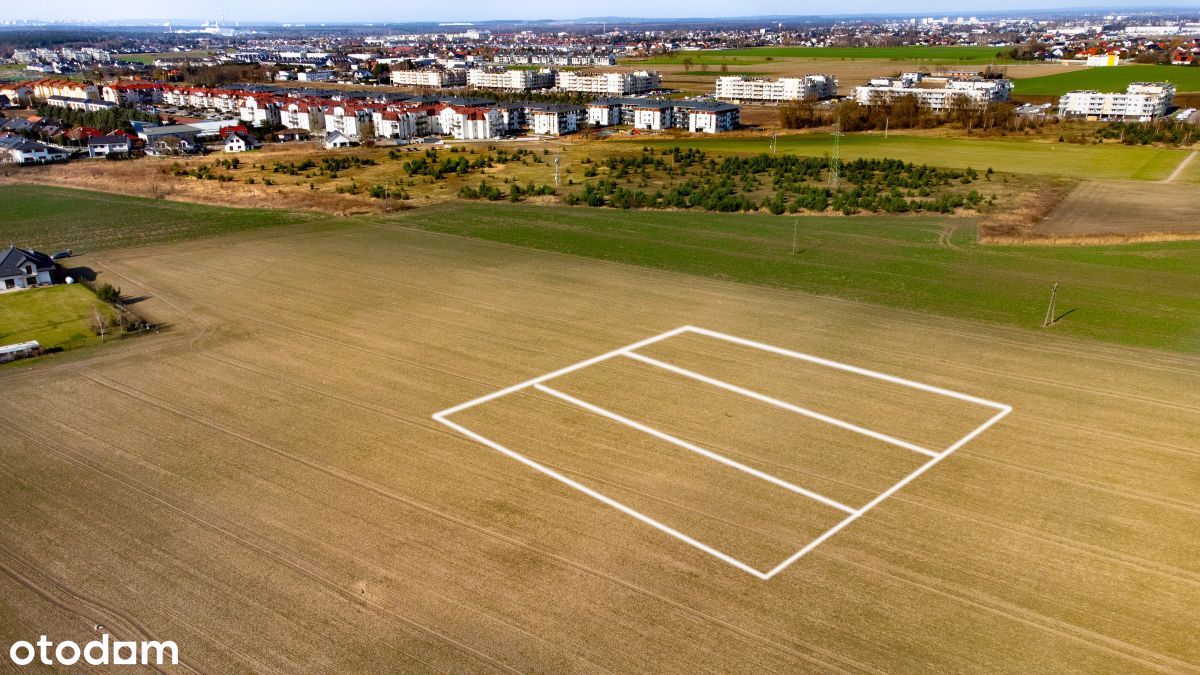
[87,135,131,158]
[0,246,56,292]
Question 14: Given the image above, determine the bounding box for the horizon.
[5,0,1200,26]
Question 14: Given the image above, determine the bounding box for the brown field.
[1032,175,1200,240]
[1,216,1197,672]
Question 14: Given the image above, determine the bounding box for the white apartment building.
[436,105,503,140]
[531,104,585,136]
[373,110,418,139]
[323,106,373,139]
[101,83,164,105]
[238,97,282,127]
[390,69,467,88]
[466,68,556,90]
[633,104,673,130]
[715,75,838,102]
[282,102,325,132]
[853,73,1012,111]
[1057,82,1176,121]
[555,70,661,95]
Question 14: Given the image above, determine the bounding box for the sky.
[6,0,1198,24]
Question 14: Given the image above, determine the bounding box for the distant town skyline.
[6,0,1199,25]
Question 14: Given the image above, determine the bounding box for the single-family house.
[87,135,131,158]
[0,134,70,163]
[223,130,260,153]
[0,245,56,292]
[324,130,354,149]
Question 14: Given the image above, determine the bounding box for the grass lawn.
[638,45,1014,65]
[0,184,320,253]
[635,132,1190,181]
[1014,65,1200,95]
[398,202,1200,353]
[0,284,116,351]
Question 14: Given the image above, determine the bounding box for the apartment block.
[853,72,1012,111]
[1057,82,1176,121]
[390,69,468,88]
[555,70,661,95]
[715,75,838,102]
[467,68,556,90]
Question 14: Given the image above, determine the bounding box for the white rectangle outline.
[432,326,1012,580]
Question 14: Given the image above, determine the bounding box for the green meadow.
[636,132,1190,181]
[1014,65,1200,96]
[401,202,1200,353]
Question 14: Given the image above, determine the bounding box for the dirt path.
[1162,150,1197,184]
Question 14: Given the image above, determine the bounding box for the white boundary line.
[623,351,940,458]
[534,383,856,514]
[432,325,1012,580]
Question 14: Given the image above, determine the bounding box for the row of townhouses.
[715,75,839,103]
[392,68,662,95]
[852,72,1014,111]
[1057,83,1176,121]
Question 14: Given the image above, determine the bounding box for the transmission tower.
[828,119,843,191]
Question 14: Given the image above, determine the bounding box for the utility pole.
[771,131,777,156]
[554,154,560,187]
[791,218,799,255]
[1042,282,1059,327]
[884,116,889,139]
[828,119,843,191]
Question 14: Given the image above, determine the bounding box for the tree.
[682,57,693,73]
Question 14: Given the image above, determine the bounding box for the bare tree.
[93,308,107,343]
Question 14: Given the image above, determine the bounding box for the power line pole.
[828,119,843,191]
[1042,282,1059,327]
[771,131,777,156]
[791,218,799,255]
[554,154,560,188]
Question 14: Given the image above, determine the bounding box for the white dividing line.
[534,383,856,514]
[760,404,1012,579]
[432,412,774,579]
[433,325,1013,580]
[623,351,941,459]
[682,325,1010,412]
[433,326,692,418]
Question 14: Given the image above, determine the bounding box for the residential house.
[87,135,131,158]
[223,130,260,153]
[0,134,70,163]
[0,245,56,292]
[324,130,354,149]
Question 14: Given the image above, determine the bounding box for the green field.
[638,45,1013,65]
[401,202,1200,353]
[0,185,319,253]
[636,132,1190,181]
[2,185,1197,353]
[1015,65,1200,96]
[0,284,116,352]
[120,50,218,64]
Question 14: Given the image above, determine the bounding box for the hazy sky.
[8,0,1198,24]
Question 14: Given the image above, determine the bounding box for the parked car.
[50,249,72,260]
